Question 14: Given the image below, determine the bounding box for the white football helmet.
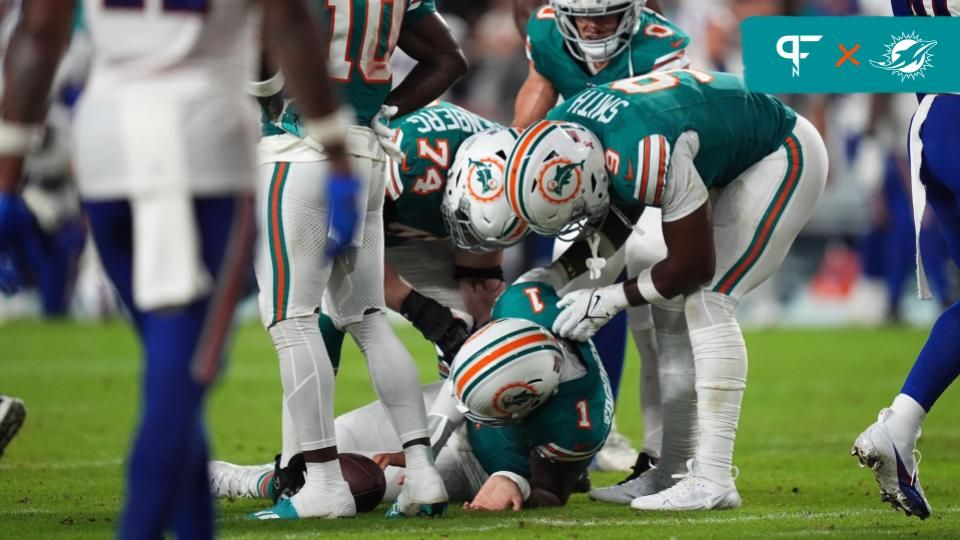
[551,0,645,63]
[450,318,563,425]
[442,127,529,252]
[505,120,609,240]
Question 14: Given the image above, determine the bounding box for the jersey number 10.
[104,0,208,11]
[326,0,403,83]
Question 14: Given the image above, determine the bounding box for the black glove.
[401,290,470,360]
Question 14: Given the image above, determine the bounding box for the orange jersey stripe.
[270,162,289,318]
[654,139,667,205]
[638,137,652,203]
[717,137,801,293]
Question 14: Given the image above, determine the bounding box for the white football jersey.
[75,0,260,198]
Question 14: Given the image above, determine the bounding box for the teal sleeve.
[403,0,437,27]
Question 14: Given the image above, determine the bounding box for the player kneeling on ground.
[211,282,614,511]
[506,69,828,511]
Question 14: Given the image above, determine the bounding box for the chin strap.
[586,234,606,281]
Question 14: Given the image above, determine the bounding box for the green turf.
[2,320,959,538]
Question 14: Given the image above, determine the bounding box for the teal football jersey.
[384,101,499,245]
[262,0,436,138]
[526,5,690,99]
[467,282,614,477]
[545,70,797,207]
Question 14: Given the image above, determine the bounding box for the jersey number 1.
[104,0,208,11]
[575,400,592,429]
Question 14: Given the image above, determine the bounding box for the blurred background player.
[851,0,960,522]
[512,0,695,481]
[0,0,361,536]
[507,70,828,510]
[0,4,88,318]
[250,0,468,520]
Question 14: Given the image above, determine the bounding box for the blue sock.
[901,301,960,411]
[593,310,627,398]
[121,307,210,540]
[172,418,214,540]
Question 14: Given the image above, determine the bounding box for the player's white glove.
[370,104,404,162]
[553,284,630,341]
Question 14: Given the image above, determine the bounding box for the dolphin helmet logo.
[870,32,937,81]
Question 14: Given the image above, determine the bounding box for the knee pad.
[684,290,738,331]
[651,297,687,335]
[269,314,320,351]
[344,309,387,350]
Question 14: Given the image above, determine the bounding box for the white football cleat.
[589,465,676,504]
[592,427,637,472]
[385,465,448,518]
[630,460,741,511]
[852,409,932,520]
[209,461,273,499]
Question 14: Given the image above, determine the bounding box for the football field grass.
[2,320,960,538]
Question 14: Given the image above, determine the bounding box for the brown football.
[339,453,387,513]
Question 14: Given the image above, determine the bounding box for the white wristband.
[491,470,531,502]
[0,121,43,156]
[304,108,354,147]
[247,71,285,97]
[635,268,668,306]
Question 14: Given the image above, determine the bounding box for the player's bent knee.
[268,314,320,350]
[344,309,388,348]
[684,290,738,332]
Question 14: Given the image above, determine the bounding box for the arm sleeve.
[659,130,709,222]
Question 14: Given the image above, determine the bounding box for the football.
[339,453,387,513]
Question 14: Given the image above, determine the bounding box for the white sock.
[629,316,663,458]
[653,302,698,475]
[403,443,434,470]
[690,321,746,485]
[290,460,350,515]
[349,311,430,442]
[887,393,926,442]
